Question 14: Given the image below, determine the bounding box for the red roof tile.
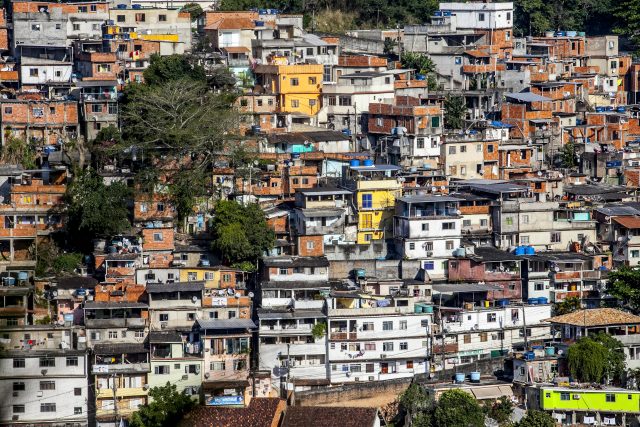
[179,398,285,427]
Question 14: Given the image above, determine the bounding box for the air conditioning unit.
[36,391,43,397]
[160,322,168,329]
[426,251,433,256]
[182,375,188,380]
[354,377,360,382]
[573,394,581,399]
[12,391,18,397]
[12,416,19,421]
[369,376,375,381]
[380,354,387,359]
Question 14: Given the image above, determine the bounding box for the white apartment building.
[1,349,89,426]
[394,195,463,279]
[438,2,514,30]
[327,292,432,384]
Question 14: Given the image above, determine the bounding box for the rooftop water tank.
[363,159,374,167]
[470,372,481,383]
[525,246,535,255]
[514,246,526,256]
[350,159,360,167]
[455,373,465,383]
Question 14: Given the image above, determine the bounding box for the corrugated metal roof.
[197,319,256,330]
[505,92,552,103]
[146,281,204,293]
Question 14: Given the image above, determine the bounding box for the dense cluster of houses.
[3,0,640,426]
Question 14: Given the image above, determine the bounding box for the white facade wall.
[439,2,514,29]
[442,304,552,334]
[20,64,72,85]
[268,268,329,282]
[0,353,88,425]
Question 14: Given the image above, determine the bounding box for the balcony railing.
[329,332,357,340]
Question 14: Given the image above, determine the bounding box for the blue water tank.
[17,272,28,281]
[103,34,113,40]
[595,106,605,112]
[606,106,614,112]
[498,299,509,307]
[538,297,549,304]
[363,159,374,167]
[524,351,535,361]
[617,106,627,113]
[434,10,443,16]
[514,246,526,256]
[255,21,265,27]
[415,74,426,81]
[106,20,114,25]
[251,125,261,134]
[443,11,452,16]
[545,346,556,356]
[259,8,267,14]
[342,128,352,136]
[525,246,535,255]
[350,159,360,167]
[132,4,142,9]
[354,268,366,278]
[528,298,539,305]
[455,373,465,383]
[117,4,127,8]
[566,31,577,37]
[470,371,481,382]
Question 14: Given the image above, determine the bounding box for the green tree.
[433,389,484,427]
[130,382,195,427]
[1,135,37,169]
[444,95,466,130]
[65,168,131,241]
[52,253,83,274]
[142,54,206,87]
[211,201,274,265]
[608,266,640,310]
[560,141,577,168]
[592,332,626,384]
[567,337,610,383]
[311,322,327,340]
[554,296,582,315]
[401,52,436,75]
[514,409,555,427]
[180,2,203,21]
[208,66,237,90]
[615,0,640,49]
[487,396,514,426]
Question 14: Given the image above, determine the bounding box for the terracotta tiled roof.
[545,308,640,327]
[204,17,255,30]
[179,398,285,427]
[464,49,490,58]
[222,46,250,53]
[613,216,640,229]
[282,407,379,427]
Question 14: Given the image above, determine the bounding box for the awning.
[470,385,513,400]
[222,46,250,53]
[202,380,250,390]
[530,118,552,124]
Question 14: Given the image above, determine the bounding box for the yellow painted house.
[253,63,323,116]
[344,163,402,244]
[178,267,245,290]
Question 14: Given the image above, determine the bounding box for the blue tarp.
[490,120,514,128]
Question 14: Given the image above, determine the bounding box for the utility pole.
[285,343,291,401]
[111,373,118,427]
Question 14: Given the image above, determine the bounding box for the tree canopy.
[142,54,206,87]
[515,410,556,427]
[180,3,203,21]
[65,168,131,242]
[129,382,195,427]
[567,334,625,383]
[444,95,466,130]
[554,296,582,315]
[211,201,275,268]
[433,389,485,427]
[607,266,640,310]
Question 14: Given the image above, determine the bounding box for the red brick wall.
[142,228,175,251]
[297,235,324,257]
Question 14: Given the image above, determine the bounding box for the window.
[606,393,616,402]
[399,320,407,330]
[442,222,455,230]
[431,116,440,128]
[478,12,485,21]
[153,232,163,242]
[32,24,41,31]
[41,403,56,412]
[290,78,299,86]
[90,332,100,340]
[399,342,408,350]
[66,357,78,366]
[633,250,640,258]
[159,14,167,21]
[98,64,111,73]
[460,145,467,153]
[13,358,25,368]
[91,104,102,113]
[307,241,315,250]
[507,11,512,21]
[505,217,513,226]
[309,77,317,85]
[40,358,55,367]
[228,311,236,319]
[211,361,226,371]
[309,99,316,107]
[362,194,373,209]
[560,392,570,401]
[109,331,118,339]
[521,236,530,245]
[74,407,83,415]
[187,272,197,281]
[417,138,425,149]
[409,242,415,250]
[339,96,351,106]
[446,241,454,250]
[551,232,561,243]
[30,68,39,77]
[13,405,25,413]
[135,13,146,22]
[40,381,56,390]
[534,282,544,291]
[159,313,169,322]
[77,5,87,12]
[205,272,215,281]
[55,23,61,29]
[74,388,82,396]
[382,321,393,331]
[448,146,456,155]
[464,334,471,344]
[424,261,435,270]
[522,215,529,224]
[154,365,170,374]
[480,219,488,227]
[291,99,299,108]
[187,313,195,321]
[383,342,394,351]
[13,382,25,391]
[487,313,497,322]
[487,144,494,153]
[4,106,12,115]
[480,332,488,342]
[422,223,429,231]
[350,364,362,373]
[279,268,288,275]
[73,23,80,31]
[463,219,471,227]
[117,15,125,22]
[362,322,374,331]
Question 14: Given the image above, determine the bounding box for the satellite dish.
[431,186,437,192]
[248,292,255,298]
[218,290,226,296]
[191,296,198,303]
[235,292,241,298]
[440,186,446,191]
[537,171,543,176]
[227,288,234,295]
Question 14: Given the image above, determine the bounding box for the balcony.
[329,332,358,340]
[96,386,148,399]
[92,363,150,374]
[85,318,147,328]
[554,271,581,280]
[462,64,506,74]
[432,343,459,353]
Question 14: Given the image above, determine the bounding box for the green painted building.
[537,387,640,426]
